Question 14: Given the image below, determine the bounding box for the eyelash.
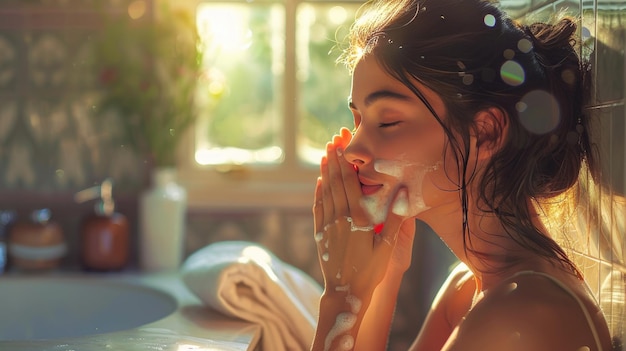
[379,121,401,128]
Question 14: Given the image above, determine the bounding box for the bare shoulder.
[410,262,476,351]
[438,262,474,299]
[442,272,612,351]
[434,262,475,322]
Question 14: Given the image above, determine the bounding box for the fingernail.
[336,148,343,157]
[392,188,409,216]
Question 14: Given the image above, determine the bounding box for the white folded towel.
[181,241,322,351]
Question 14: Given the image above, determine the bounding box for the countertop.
[0,271,261,351]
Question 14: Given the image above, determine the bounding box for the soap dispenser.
[75,178,129,271]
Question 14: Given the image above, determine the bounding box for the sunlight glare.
[197,5,252,53]
[195,146,283,165]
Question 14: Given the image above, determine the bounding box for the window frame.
[177,0,363,210]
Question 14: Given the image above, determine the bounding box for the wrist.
[320,286,371,317]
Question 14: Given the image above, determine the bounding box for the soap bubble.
[484,14,496,27]
[517,90,560,134]
[500,60,525,86]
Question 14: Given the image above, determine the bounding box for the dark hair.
[341,0,595,274]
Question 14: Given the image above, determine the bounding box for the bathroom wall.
[0,0,148,269]
[0,0,624,350]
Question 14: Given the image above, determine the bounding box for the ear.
[473,107,508,161]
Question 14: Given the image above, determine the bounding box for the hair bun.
[522,18,579,70]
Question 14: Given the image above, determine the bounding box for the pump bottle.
[75,178,129,271]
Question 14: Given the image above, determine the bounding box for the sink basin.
[0,276,177,341]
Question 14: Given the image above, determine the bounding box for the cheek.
[421,158,463,209]
[401,168,433,215]
[375,160,440,217]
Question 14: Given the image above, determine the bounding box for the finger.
[313,177,324,235]
[336,146,367,219]
[339,127,353,148]
[336,128,372,227]
[327,137,350,217]
[320,154,335,224]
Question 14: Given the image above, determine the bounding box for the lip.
[358,176,383,196]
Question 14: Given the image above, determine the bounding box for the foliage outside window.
[194,1,359,167]
[92,4,203,168]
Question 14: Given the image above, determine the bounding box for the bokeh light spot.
[484,14,496,27]
[518,90,560,135]
[462,74,474,85]
[127,0,147,20]
[517,38,532,53]
[582,26,592,41]
[561,68,576,85]
[503,49,515,60]
[328,6,347,24]
[500,60,525,86]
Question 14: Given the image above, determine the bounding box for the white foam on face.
[391,188,409,216]
[360,158,440,224]
[360,195,388,225]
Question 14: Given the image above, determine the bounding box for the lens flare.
[500,60,525,86]
[483,14,496,27]
[517,90,560,134]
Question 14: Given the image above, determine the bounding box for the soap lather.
[75,178,129,271]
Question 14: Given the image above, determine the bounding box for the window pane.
[195,3,284,165]
[296,3,360,165]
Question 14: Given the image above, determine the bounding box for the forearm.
[354,271,404,350]
[310,271,404,351]
[311,289,372,351]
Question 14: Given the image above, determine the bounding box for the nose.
[343,128,372,168]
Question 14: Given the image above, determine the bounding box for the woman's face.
[345,57,460,224]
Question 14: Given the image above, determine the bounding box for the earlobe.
[474,107,508,161]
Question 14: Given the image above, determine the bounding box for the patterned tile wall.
[0,1,146,192]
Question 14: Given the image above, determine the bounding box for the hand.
[313,128,410,297]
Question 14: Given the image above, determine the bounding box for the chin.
[360,190,393,225]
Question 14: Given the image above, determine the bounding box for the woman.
[311,0,616,350]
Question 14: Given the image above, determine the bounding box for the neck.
[419,198,560,291]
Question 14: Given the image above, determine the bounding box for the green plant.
[92,5,202,167]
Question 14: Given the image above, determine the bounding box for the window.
[179,0,363,209]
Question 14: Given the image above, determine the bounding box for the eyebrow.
[348,89,413,109]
